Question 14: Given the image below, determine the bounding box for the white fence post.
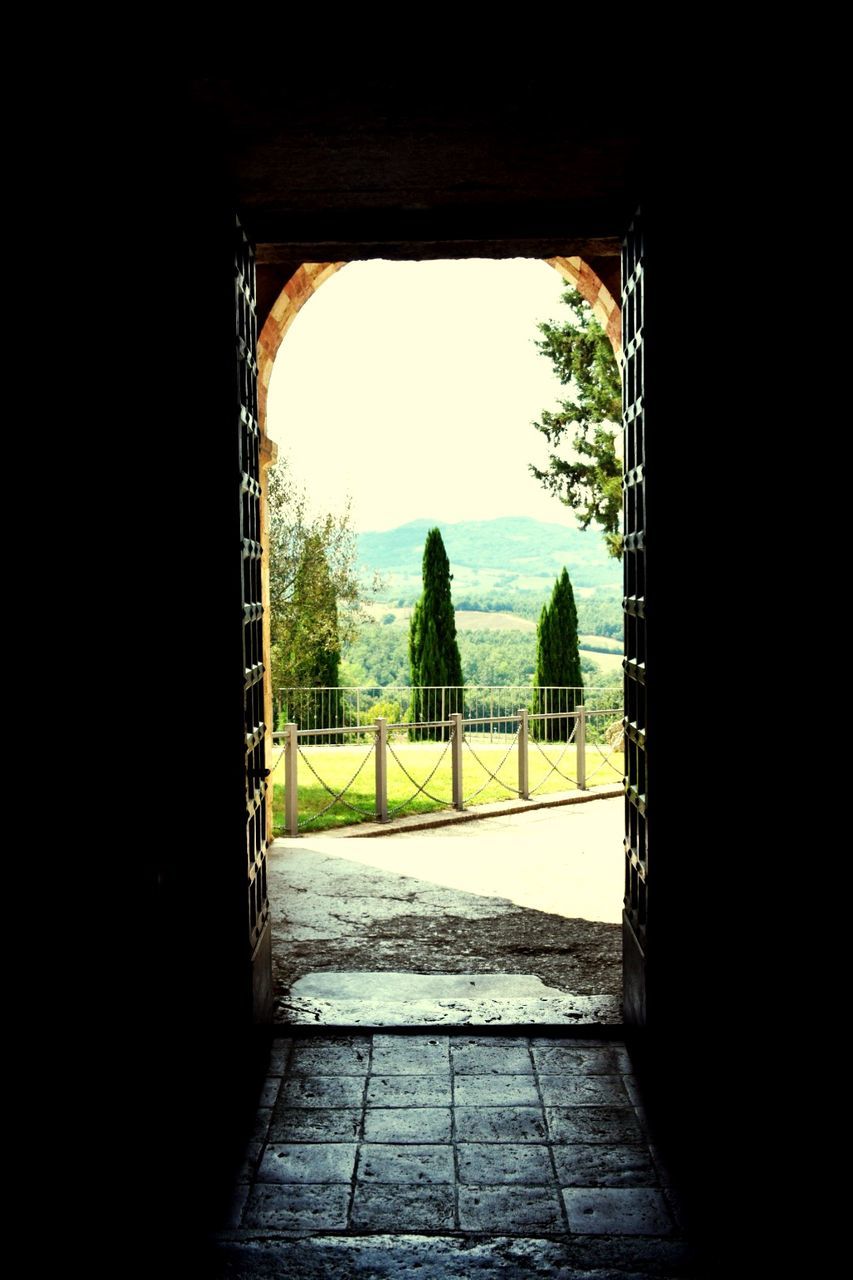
[285,722,299,836]
[576,704,586,791]
[451,711,464,810]
[375,717,388,822]
[518,707,529,800]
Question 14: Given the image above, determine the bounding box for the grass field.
[578,634,622,652]
[270,738,624,835]
[580,649,624,674]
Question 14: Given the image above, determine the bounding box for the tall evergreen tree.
[535,567,583,742]
[408,528,463,740]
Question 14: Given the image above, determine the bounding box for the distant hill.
[357,516,621,602]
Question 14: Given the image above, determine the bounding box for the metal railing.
[270,697,624,834]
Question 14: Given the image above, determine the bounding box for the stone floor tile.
[457,1184,564,1233]
[457,1142,555,1185]
[613,1045,634,1075]
[242,1183,351,1231]
[662,1183,690,1233]
[235,1139,264,1183]
[531,1046,622,1076]
[454,1106,548,1143]
[622,1074,643,1106]
[358,1143,455,1183]
[451,1042,533,1074]
[362,1107,452,1143]
[367,1074,452,1107]
[267,1038,292,1075]
[258,1142,358,1183]
[633,1105,651,1133]
[222,1182,251,1228]
[537,1074,629,1107]
[370,1035,449,1074]
[259,1076,282,1108]
[251,1107,273,1141]
[562,1187,673,1235]
[350,1183,455,1231]
[454,1075,540,1108]
[289,1037,371,1076]
[280,1075,366,1109]
[649,1142,677,1188]
[216,1235,694,1276]
[553,1143,657,1187]
[450,1035,531,1050]
[530,1037,614,1048]
[545,1107,645,1144]
[372,1034,450,1051]
[268,1107,362,1143]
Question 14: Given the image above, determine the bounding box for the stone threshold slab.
[278,971,621,1026]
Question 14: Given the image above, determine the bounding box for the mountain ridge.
[357,515,621,591]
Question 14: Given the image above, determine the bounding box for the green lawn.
[270,737,624,834]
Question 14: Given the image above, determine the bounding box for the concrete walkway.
[269,798,624,1027]
[215,1030,693,1277]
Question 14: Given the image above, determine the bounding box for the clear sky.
[266,258,579,533]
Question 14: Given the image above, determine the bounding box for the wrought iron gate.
[622,210,648,1027]
[235,216,271,1017]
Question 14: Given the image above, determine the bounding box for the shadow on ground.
[269,844,621,1025]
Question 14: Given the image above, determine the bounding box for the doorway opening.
[256,256,626,1029]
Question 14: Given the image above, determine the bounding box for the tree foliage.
[267,458,371,728]
[530,288,623,558]
[534,567,583,741]
[408,529,463,738]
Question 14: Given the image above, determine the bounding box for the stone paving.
[270,798,624,1026]
[217,1032,694,1277]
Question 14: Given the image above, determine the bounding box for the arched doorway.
[251,253,629,1024]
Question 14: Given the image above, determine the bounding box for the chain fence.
[462,725,522,804]
[296,738,377,825]
[386,731,455,815]
[528,721,579,794]
[270,694,625,835]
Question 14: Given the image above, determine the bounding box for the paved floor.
[270,798,624,1026]
[216,1031,693,1277]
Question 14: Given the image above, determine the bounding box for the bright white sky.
[266,259,578,533]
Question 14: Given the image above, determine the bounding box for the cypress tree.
[535,566,582,742]
[408,528,463,739]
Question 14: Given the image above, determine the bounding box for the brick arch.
[258,262,346,429]
[257,256,619,429]
[546,256,621,358]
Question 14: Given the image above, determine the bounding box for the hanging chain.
[386,734,454,814]
[583,741,626,783]
[528,722,578,793]
[462,731,521,803]
[297,740,377,824]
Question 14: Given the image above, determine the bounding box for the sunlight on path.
[270,798,623,924]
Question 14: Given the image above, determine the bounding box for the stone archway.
[258,262,347,429]
[547,255,621,358]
